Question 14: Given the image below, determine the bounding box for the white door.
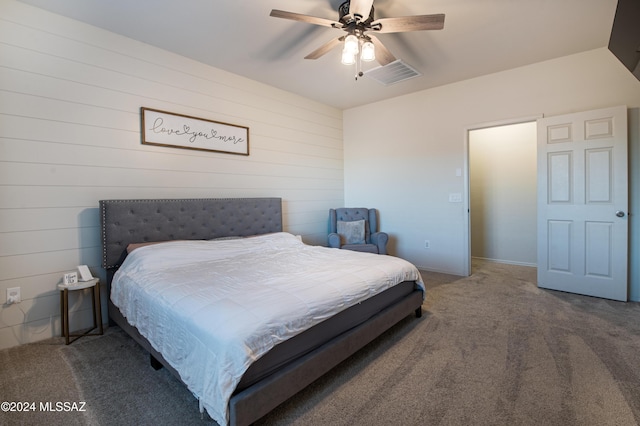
[537,105,628,301]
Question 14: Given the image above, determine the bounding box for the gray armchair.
[328,208,388,254]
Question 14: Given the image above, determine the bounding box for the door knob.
[616,210,625,218]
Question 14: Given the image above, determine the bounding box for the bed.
[100,197,424,425]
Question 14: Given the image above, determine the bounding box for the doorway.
[466,120,538,273]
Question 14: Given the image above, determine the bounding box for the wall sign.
[141,107,249,155]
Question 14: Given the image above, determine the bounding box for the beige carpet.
[1,260,639,425]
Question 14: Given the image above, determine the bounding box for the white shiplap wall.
[0,0,344,349]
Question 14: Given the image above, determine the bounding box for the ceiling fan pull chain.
[356,51,366,80]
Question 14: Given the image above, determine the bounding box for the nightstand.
[58,277,103,345]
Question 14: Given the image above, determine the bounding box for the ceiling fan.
[270,0,445,69]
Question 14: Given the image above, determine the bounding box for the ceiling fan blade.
[368,35,396,66]
[348,0,374,21]
[304,37,344,60]
[371,14,445,33]
[270,9,342,28]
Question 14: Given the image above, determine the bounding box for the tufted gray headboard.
[100,197,282,270]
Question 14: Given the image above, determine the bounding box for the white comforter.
[111,232,424,424]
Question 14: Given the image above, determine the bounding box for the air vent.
[364,60,422,85]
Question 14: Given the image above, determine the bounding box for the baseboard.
[472,256,537,268]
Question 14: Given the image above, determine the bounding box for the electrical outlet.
[424,240,430,249]
[7,287,21,304]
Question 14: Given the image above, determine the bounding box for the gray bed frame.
[100,197,423,425]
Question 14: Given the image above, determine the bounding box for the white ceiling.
[17,0,618,110]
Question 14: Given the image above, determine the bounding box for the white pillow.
[337,219,365,244]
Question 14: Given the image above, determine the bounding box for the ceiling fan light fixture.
[361,41,375,61]
[269,3,445,77]
[341,48,356,65]
[344,34,359,53]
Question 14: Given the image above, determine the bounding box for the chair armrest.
[328,233,341,248]
[370,232,388,255]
